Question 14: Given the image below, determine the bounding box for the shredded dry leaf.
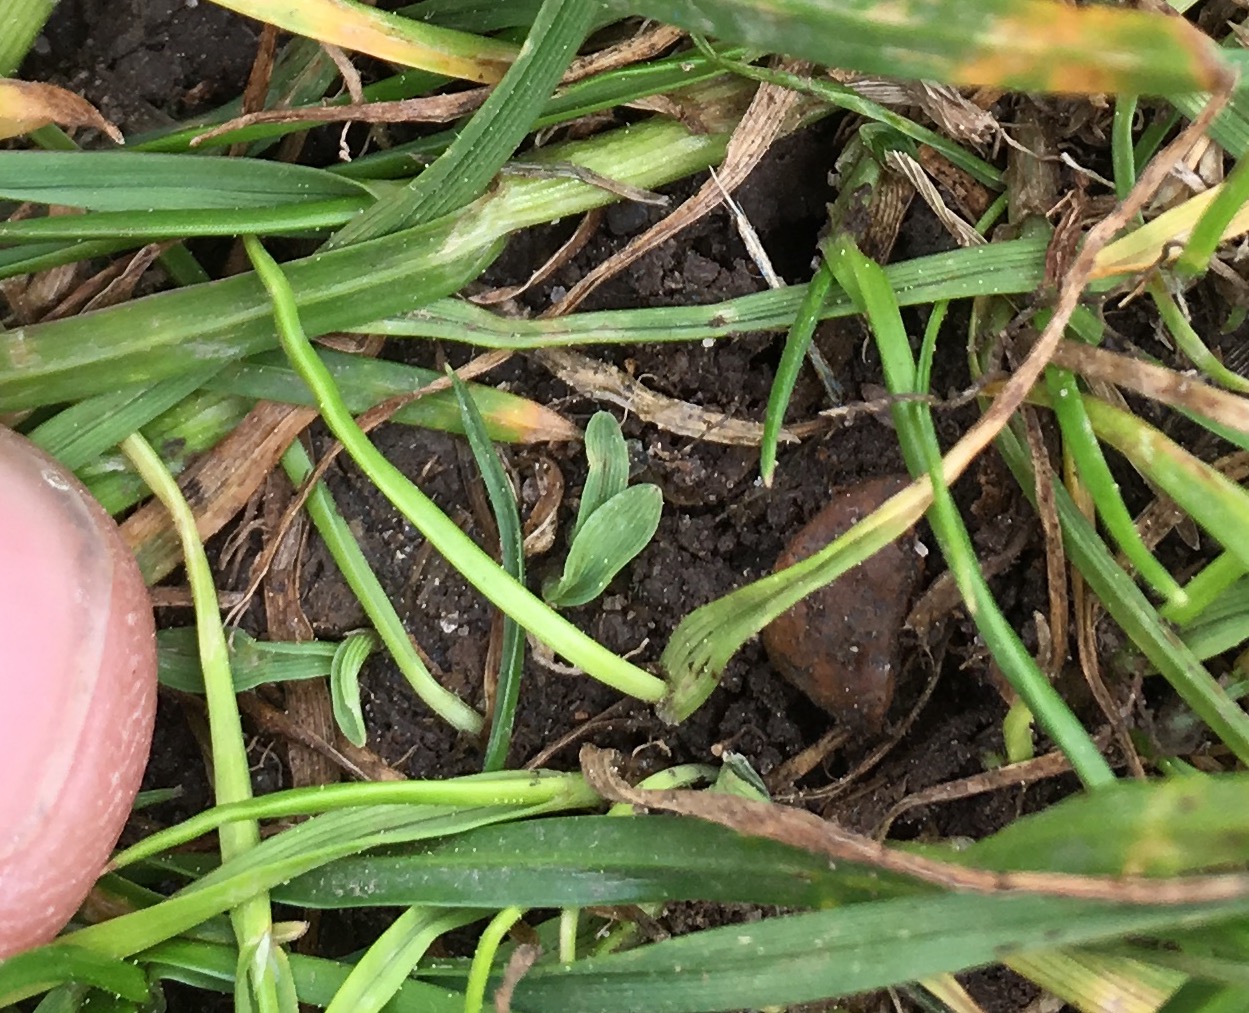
[0,78,122,142]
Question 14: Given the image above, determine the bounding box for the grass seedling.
[544,412,663,608]
[244,235,666,703]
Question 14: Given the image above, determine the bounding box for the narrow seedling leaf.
[449,369,526,772]
[0,78,121,142]
[329,632,376,747]
[545,484,663,608]
[573,411,630,541]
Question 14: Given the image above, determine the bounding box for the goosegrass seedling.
[543,411,663,608]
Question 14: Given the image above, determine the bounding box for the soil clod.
[762,474,923,732]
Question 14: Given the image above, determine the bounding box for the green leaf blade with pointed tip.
[572,411,630,542]
[545,485,663,608]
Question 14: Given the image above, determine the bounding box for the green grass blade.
[661,477,927,722]
[158,625,339,694]
[760,258,833,486]
[119,433,291,1011]
[39,801,575,985]
[1081,394,1249,577]
[329,633,374,747]
[0,238,137,281]
[620,0,1226,94]
[324,907,484,1013]
[1157,980,1249,1013]
[28,366,222,470]
[326,0,597,246]
[1175,577,1249,660]
[366,236,1050,350]
[0,946,147,1004]
[82,391,251,517]
[992,426,1249,766]
[965,772,1249,876]
[329,49,740,184]
[144,939,468,1012]
[1149,277,1249,394]
[0,222,499,410]
[0,151,373,210]
[322,0,594,247]
[0,115,735,411]
[1166,552,1248,627]
[824,236,1113,787]
[571,411,630,542]
[1113,95,1139,199]
[0,0,58,76]
[210,349,575,443]
[449,370,526,771]
[0,198,367,242]
[1044,365,1186,607]
[1176,152,1249,278]
[279,440,484,735]
[204,0,515,83]
[274,815,919,910]
[509,894,1249,1012]
[463,907,525,1013]
[113,770,596,869]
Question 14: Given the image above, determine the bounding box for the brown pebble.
[762,475,923,732]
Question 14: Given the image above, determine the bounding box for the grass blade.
[760,258,832,486]
[325,0,597,246]
[449,370,526,771]
[619,0,1226,95]
[1080,394,1249,577]
[366,236,1050,350]
[992,425,1249,766]
[823,236,1112,787]
[0,150,373,210]
[324,907,484,1013]
[274,815,920,910]
[510,894,1249,1012]
[1044,364,1186,607]
[0,115,735,411]
[0,945,148,1003]
[119,433,292,1011]
[572,411,630,541]
[329,633,374,747]
[211,349,578,444]
[280,440,484,735]
[204,0,515,83]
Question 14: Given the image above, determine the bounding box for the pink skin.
[0,426,157,958]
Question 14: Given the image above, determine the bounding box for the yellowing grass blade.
[0,79,122,142]
[206,0,517,83]
[625,0,1227,96]
[1007,949,1183,1013]
[1093,182,1249,280]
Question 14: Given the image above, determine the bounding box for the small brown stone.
[762,475,923,732]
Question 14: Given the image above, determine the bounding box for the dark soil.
[23,7,1085,1011]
